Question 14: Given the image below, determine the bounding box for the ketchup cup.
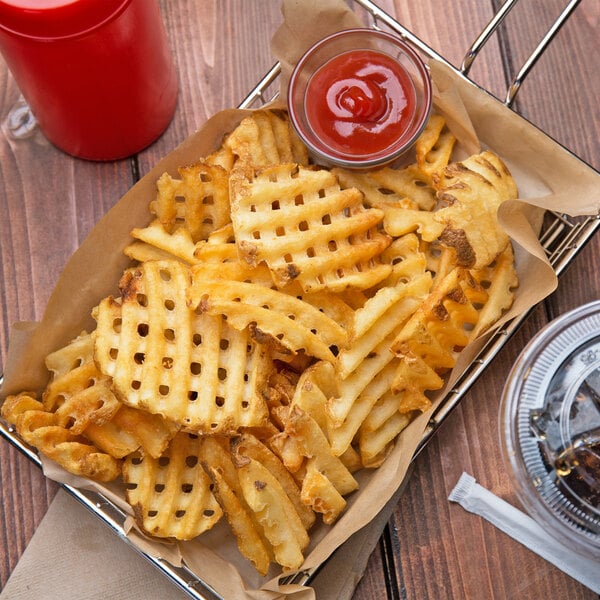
[288,28,432,170]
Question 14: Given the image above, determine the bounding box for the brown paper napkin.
[0,490,190,600]
[1,479,406,600]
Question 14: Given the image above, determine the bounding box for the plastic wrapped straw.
[448,472,600,593]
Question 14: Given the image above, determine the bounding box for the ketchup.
[305,49,417,158]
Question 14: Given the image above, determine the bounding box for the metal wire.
[505,0,582,107]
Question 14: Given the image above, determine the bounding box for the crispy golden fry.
[469,243,518,339]
[391,268,488,412]
[337,273,432,379]
[2,393,120,482]
[382,151,518,269]
[150,161,230,243]
[415,113,456,184]
[190,253,274,288]
[93,260,271,433]
[358,390,413,468]
[190,278,349,364]
[200,436,273,576]
[128,219,200,265]
[291,361,339,432]
[270,361,340,474]
[269,431,304,474]
[204,464,272,575]
[23,332,177,461]
[230,163,391,292]
[232,433,315,530]
[421,240,460,288]
[285,405,358,497]
[334,163,436,211]
[301,461,346,526]
[379,233,428,288]
[328,360,398,457]
[123,432,222,539]
[236,457,309,571]
[101,405,178,459]
[225,109,309,170]
[43,332,121,420]
[325,274,432,456]
[124,240,184,265]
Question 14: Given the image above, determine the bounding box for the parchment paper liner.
[2,1,600,598]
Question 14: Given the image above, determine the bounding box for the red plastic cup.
[0,0,178,160]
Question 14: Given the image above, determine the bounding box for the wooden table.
[1,1,598,598]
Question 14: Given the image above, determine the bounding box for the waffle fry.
[230,162,392,292]
[382,151,518,269]
[391,268,488,412]
[190,278,349,364]
[127,219,200,265]
[236,456,309,571]
[203,461,272,575]
[123,432,222,539]
[358,390,413,468]
[93,260,271,433]
[283,405,358,523]
[43,332,121,422]
[469,243,518,338]
[334,163,437,211]
[232,432,315,530]
[2,392,121,482]
[43,333,176,460]
[415,113,457,184]
[150,161,231,243]
[225,109,309,170]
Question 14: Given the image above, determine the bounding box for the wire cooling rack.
[1,1,598,598]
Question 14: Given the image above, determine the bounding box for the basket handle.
[461,0,581,107]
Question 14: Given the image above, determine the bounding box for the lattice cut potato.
[10,332,176,466]
[333,163,437,211]
[229,162,392,293]
[150,160,231,243]
[415,112,457,184]
[391,268,489,412]
[123,432,223,539]
[281,405,358,524]
[382,151,518,269]
[93,260,271,434]
[189,278,349,364]
[1,392,121,482]
[469,243,519,338]
[126,219,200,266]
[202,445,273,575]
[225,109,309,170]
[235,456,310,571]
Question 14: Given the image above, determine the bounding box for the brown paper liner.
[2,1,600,598]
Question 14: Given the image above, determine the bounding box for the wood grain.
[1,0,599,597]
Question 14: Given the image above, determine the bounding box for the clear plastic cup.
[500,301,600,560]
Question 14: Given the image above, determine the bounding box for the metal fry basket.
[1,1,598,598]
